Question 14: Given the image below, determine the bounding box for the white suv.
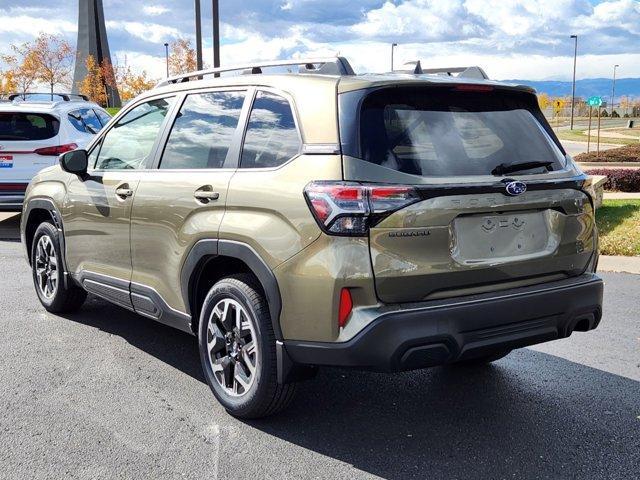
[0,95,110,211]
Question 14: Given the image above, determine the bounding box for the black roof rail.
[156,57,356,87]
[9,93,90,102]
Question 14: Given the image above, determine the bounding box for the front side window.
[160,91,245,169]
[95,97,174,170]
[240,91,300,169]
[357,87,565,177]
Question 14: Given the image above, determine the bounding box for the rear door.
[63,97,176,307]
[0,111,62,184]
[340,85,595,303]
[129,89,248,317]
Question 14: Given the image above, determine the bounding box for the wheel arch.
[182,239,284,340]
[22,199,72,289]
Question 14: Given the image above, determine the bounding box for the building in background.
[72,0,121,107]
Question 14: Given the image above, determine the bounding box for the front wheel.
[198,274,296,418]
[31,222,87,313]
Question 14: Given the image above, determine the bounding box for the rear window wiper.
[491,161,554,176]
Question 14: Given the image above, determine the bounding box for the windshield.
[353,87,565,177]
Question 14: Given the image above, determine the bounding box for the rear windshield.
[0,113,59,141]
[351,87,565,177]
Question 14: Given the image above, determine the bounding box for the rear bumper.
[0,195,24,211]
[284,273,603,372]
[0,184,27,212]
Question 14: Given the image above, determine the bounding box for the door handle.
[194,187,220,202]
[115,185,134,199]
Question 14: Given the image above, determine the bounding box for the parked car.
[0,95,110,211]
[20,58,603,418]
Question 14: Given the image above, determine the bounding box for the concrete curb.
[603,192,640,200]
[598,255,640,275]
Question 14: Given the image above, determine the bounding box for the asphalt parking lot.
[0,215,638,480]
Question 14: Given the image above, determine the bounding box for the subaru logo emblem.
[505,181,527,196]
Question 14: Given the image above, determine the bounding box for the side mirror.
[60,149,88,176]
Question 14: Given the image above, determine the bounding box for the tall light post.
[610,64,619,115]
[569,34,578,131]
[164,42,169,78]
[391,43,398,72]
[212,0,220,74]
[195,0,203,71]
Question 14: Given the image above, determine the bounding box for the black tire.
[453,349,512,366]
[31,222,87,313]
[198,274,296,419]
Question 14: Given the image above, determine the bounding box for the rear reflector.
[34,143,78,156]
[338,288,353,328]
[0,183,28,192]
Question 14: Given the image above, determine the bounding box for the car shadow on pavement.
[61,295,206,383]
[0,213,21,241]
[62,296,639,480]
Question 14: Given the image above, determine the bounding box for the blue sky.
[0,0,638,81]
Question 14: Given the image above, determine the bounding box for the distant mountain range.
[499,78,640,100]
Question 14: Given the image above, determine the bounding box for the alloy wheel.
[206,298,259,397]
[35,235,58,299]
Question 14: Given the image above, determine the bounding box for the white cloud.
[142,5,170,16]
[106,20,181,44]
[352,0,483,41]
[113,50,166,81]
[0,14,75,38]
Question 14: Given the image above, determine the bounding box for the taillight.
[454,84,494,93]
[304,181,420,236]
[34,143,78,156]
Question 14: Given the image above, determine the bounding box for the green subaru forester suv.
[21,58,603,418]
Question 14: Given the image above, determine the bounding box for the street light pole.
[610,64,619,115]
[570,35,578,131]
[391,43,398,72]
[164,42,169,78]
[212,0,220,76]
[195,0,203,71]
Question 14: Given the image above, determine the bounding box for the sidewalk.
[598,255,640,275]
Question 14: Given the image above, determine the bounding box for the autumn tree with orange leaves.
[2,34,73,99]
[116,65,156,102]
[1,47,39,98]
[0,69,18,99]
[78,55,107,106]
[168,38,197,76]
[30,34,75,98]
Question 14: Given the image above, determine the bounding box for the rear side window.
[95,97,174,170]
[68,109,103,134]
[95,109,111,126]
[240,91,300,168]
[160,91,245,169]
[0,113,59,141]
[355,87,565,177]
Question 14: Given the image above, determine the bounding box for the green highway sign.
[587,96,603,107]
